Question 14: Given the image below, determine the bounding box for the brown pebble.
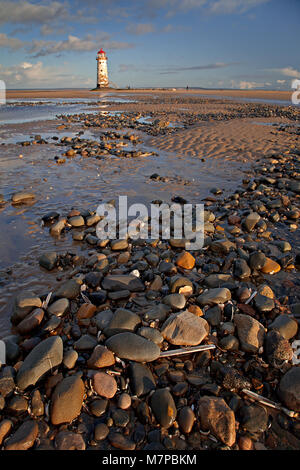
[93,372,117,399]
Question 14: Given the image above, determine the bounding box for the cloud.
[230,79,268,89]
[277,79,286,84]
[0,60,94,88]
[208,0,270,15]
[0,0,69,25]
[126,22,156,35]
[273,67,300,78]
[0,32,24,50]
[28,34,134,57]
[160,62,238,74]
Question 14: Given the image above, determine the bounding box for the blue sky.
[0,0,299,89]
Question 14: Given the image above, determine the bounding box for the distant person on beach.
[186,86,189,90]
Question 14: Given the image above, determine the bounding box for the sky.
[0,0,299,89]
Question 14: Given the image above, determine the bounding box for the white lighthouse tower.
[96,48,109,88]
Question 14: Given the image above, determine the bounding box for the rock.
[11,291,42,325]
[210,239,236,255]
[17,336,63,390]
[87,345,115,369]
[108,432,136,450]
[104,308,141,336]
[278,367,300,411]
[240,404,268,433]
[204,305,222,326]
[254,294,275,313]
[249,251,267,270]
[176,251,195,270]
[51,375,85,425]
[89,398,108,417]
[93,372,117,399]
[219,335,239,351]
[161,310,209,346]
[7,395,28,414]
[54,279,81,299]
[63,349,78,369]
[0,367,15,397]
[137,326,163,345]
[50,218,66,236]
[265,330,293,367]
[11,192,35,204]
[39,252,58,270]
[112,409,129,427]
[170,275,193,294]
[244,212,260,232]
[111,239,128,250]
[47,298,69,317]
[234,259,251,279]
[5,420,38,450]
[150,389,177,428]
[269,315,298,340]
[0,419,13,445]
[31,389,44,416]
[76,303,97,320]
[94,309,114,330]
[74,334,98,351]
[106,332,160,362]
[55,431,85,450]
[129,362,156,397]
[143,304,170,322]
[69,216,85,227]
[118,393,131,410]
[261,258,281,274]
[94,423,109,441]
[178,406,195,434]
[234,314,265,353]
[204,274,233,288]
[102,275,144,292]
[238,436,254,450]
[16,308,44,335]
[198,396,236,446]
[162,293,186,310]
[197,288,231,306]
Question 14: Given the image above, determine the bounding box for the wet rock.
[254,294,275,313]
[118,393,131,410]
[94,423,109,441]
[111,239,128,250]
[47,298,69,317]
[176,251,195,270]
[150,389,177,429]
[76,303,97,320]
[8,395,28,414]
[87,345,115,369]
[204,305,222,326]
[198,396,236,446]
[11,192,35,204]
[54,279,81,299]
[197,288,231,306]
[108,432,136,450]
[137,326,163,345]
[55,430,86,450]
[143,304,170,322]
[265,330,293,367]
[102,274,144,292]
[31,389,44,417]
[249,251,267,270]
[269,315,298,340]
[261,258,281,274]
[74,334,98,351]
[129,362,156,397]
[94,309,114,330]
[17,336,63,390]
[161,310,209,346]
[63,349,78,369]
[234,314,265,353]
[16,308,44,335]
[89,398,107,417]
[244,212,260,232]
[162,293,186,310]
[234,259,251,279]
[50,218,66,237]
[112,409,129,427]
[106,332,160,362]
[178,406,195,434]
[240,404,268,433]
[51,374,85,425]
[219,335,239,351]
[5,420,38,450]
[69,216,85,227]
[93,371,117,399]
[39,252,58,271]
[104,308,141,336]
[11,291,42,325]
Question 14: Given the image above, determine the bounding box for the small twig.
[160,344,215,358]
[242,389,298,418]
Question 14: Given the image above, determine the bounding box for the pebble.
[104,308,141,336]
[240,404,269,433]
[108,432,136,450]
[198,396,236,446]
[16,308,44,335]
[261,257,281,274]
[162,293,186,310]
[39,252,58,270]
[11,192,35,204]
[234,314,265,353]
[278,367,300,411]
[47,298,69,317]
[269,315,298,340]
[150,388,177,429]
[93,371,117,399]
[106,332,160,362]
[102,274,144,292]
[5,420,38,450]
[0,419,13,445]
[50,374,85,425]
[87,345,115,369]
[175,251,195,269]
[129,362,156,397]
[54,279,81,299]
[94,423,109,441]
[55,430,86,450]
[178,406,195,434]
[197,288,231,306]
[118,392,131,410]
[161,310,209,346]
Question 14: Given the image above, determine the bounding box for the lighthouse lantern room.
[96,48,109,88]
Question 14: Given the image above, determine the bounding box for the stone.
[210,239,236,255]
[219,335,239,351]
[50,218,66,236]
[0,367,15,397]
[93,372,117,399]
[54,279,81,299]
[178,406,195,434]
[74,334,98,351]
[11,192,35,204]
[11,291,42,325]
[51,375,85,425]
[108,433,136,450]
[137,326,163,345]
[170,276,193,294]
[104,308,141,336]
[5,420,38,450]
[249,251,267,270]
[176,251,195,270]
[254,294,275,313]
[204,305,222,326]
[76,303,97,320]
[162,293,186,310]
[94,423,109,441]
[261,258,281,274]
[89,398,108,417]
[8,395,28,414]
[87,345,115,369]
[55,431,85,450]
[47,298,69,317]
[111,239,128,250]
[238,436,254,450]
[94,309,114,330]
[161,310,209,346]
[234,259,251,279]
[244,212,260,232]
[143,304,170,322]
[112,409,129,427]
[31,389,44,416]
[129,362,156,397]
[150,389,177,429]
[198,396,236,446]
[63,349,78,369]
[118,393,131,410]
[234,314,265,353]
[265,330,293,368]
[39,252,58,270]
[197,288,231,306]
[241,404,268,433]
[0,419,13,446]
[17,336,63,390]
[69,216,85,227]
[106,332,160,362]
[16,308,44,335]
[269,315,298,340]
[102,275,144,292]
[278,367,300,411]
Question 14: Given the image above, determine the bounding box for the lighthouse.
[96,48,109,88]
